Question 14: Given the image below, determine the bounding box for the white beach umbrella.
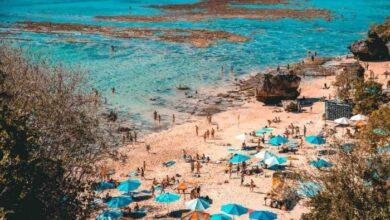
[334,117,350,125]
[254,150,273,160]
[350,114,367,121]
[235,134,247,141]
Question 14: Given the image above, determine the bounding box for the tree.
[352,80,385,115]
[302,106,390,220]
[0,45,117,219]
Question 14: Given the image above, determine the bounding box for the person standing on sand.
[153,110,157,121]
[146,144,151,153]
[140,168,144,178]
[240,172,245,185]
[211,128,215,139]
[190,160,195,173]
[151,185,155,197]
[229,163,233,178]
[206,130,210,139]
[203,132,207,142]
[172,114,175,124]
[303,125,307,137]
[143,161,146,171]
[195,125,199,136]
[250,179,255,192]
[133,131,137,142]
[237,113,240,128]
[196,161,201,174]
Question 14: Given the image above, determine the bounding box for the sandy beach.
[102,58,389,219]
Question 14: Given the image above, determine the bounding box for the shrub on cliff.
[352,80,385,115]
[0,45,117,219]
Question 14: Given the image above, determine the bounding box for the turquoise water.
[0,0,389,129]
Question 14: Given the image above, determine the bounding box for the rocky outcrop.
[241,71,301,104]
[349,19,390,61]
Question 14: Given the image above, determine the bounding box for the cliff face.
[349,19,390,61]
[241,72,301,104]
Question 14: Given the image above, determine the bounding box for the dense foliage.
[0,45,116,219]
[302,106,390,219]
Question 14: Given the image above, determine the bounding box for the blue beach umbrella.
[95,181,115,192]
[117,179,141,192]
[309,158,332,168]
[249,210,277,220]
[221,203,248,216]
[298,181,321,198]
[268,135,288,146]
[211,213,232,220]
[305,135,326,145]
[185,198,210,211]
[373,128,388,136]
[255,127,273,136]
[105,196,132,208]
[229,154,250,164]
[155,192,180,204]
[96,209,122,220]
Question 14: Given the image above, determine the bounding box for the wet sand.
[100,58,389,219]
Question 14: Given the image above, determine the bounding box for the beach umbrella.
[341,143,355,153]
[221,203,248,216]
[96,209,123,220]
[350,114,367,121]
[254,150,274,160]
[354,120,367,127]
[105,196,132,208]
[95,181,115,192]
[155,192,180,204]
[210,213,232,220]
[186,198,211,211]
[309,158,332,168]
[305,135,326,145]
[249,210,277,220]
[373,128,388,136]
[235,134,247,141]
[287,139,299,149]
[268,135,288,146]
[264,156,286,168]
[229,154,250,164]
[255,127,273,136]
[177,182,188,191]
[298,181,321,198]
[182,211,210,220]
[334,117,350,125]
[117,179,141,192]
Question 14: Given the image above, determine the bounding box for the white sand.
[102,58,389,219]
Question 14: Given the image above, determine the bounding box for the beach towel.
[163,160,176,167]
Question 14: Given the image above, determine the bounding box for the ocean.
[0,0,389,129]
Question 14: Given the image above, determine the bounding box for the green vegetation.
[352,80,386,115]
[0,45,116,219]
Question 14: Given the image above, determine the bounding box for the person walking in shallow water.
[158,114,161,125]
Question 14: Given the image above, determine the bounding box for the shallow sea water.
[0,0,389,129]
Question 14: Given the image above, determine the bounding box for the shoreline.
[100,55,389,218]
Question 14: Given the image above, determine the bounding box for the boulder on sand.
[241,71,301,104]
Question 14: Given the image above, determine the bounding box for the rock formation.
[241,71,301,104]
[349,19,390,61]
